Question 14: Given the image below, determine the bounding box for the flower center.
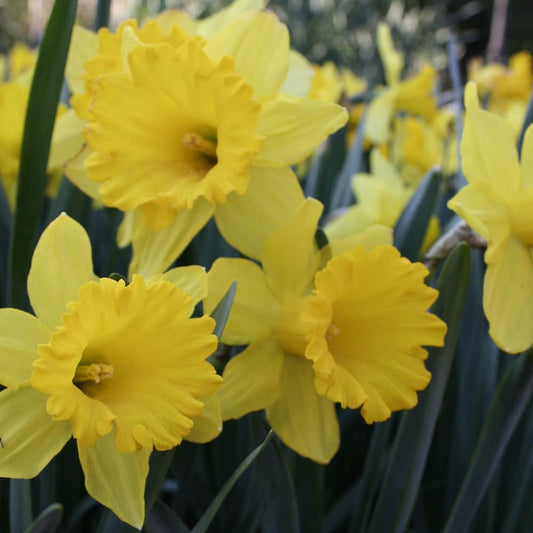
[73,363,114,384]
[182,132,218,161]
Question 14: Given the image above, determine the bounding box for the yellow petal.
[78,431,150,529]
[206,258,279,345]
[27,214,97,329]
[155,265,208,306]
[0,387,71,478]
[214,165,304,260]
[483,237,533,353]
[329,224,393,257]
[256,94,348,165]
[447,182,510,263]
[0,309,50,389]
[204,11,289,98]
[461,82,521,197]
[155,10,196,35]
[280,50,314,98]
[364,91,395,145]
[64,145,103,202]
[219,335,284,420]
[48,109,86,172]
[376,23,403,86]
[185,393,222,443]
[266,354,340,464]
[196,0,266,39]
[65,25,98,95]
[262,198,322,301]
[128,200,214,278]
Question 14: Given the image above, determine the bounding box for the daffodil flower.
[0,215,222,527]
[206,199,446,463]
[365,23,437,145]
[448,82,533,353]
[325,148,440,252]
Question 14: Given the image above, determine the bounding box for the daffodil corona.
[206,199,446,463]
[0,215,222,528]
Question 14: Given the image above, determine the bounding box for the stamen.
[74,364,114,384]
[326,324,341,341]
[182,133,217,159]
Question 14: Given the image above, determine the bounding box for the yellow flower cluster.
[5,0,531,527]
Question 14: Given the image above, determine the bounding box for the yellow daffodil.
[365,23,437,145]
[206,199,446,463]
[0,81,66,208]
[469,52,532,137]
[61,11,346,270]
[0,215,222,527]
[448,82,533,353]
[325,149,440,250]
[0,43,36,83]
[308,61,343,103]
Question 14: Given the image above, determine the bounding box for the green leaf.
[367,243,471,533]
[443,350,533,533]
[517,88,533,157]
[10,479,32,533]
[7,0,78,309]
[145,499,189,533]
[329,111,367,212]
[24,503,63,533]
[393,167,442,262]
[144,449,176,517]
[210,281,237,340]
[191,430,273,533]
[94,0,112,30]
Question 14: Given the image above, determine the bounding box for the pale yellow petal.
[483,236,533,353]
[48,109,86,172]
[155,10,196,35]
[205,11,289,98]
[185,393,222,443]
[325,205,375,242]
[462,82,521,196]
[0,387,71,478]
[0,309,50,389]
[447,182,511,263]
[219,335,283,420]
[128,200,214,278]
[78,431,150,529]
[262,198,322,301]
[206,258,279,345]
[266,354,340,464]
[256,94,348,164]
[64,145,103,202]
[377,23,403,86]
[65,25,98,95]
[365,91,395,145]
[280,50,314,98]
[156,265,208,306]
[214,165,304,260]
[28,214,97,329]
[197,0,266,39]
[329,224,393,257]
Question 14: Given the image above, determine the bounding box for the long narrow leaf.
[7,0,78,309]
[191,431,273,533]
[24,503,63,533]
[367,243,471,533]
[443,350,533,533]
[211,281,237,340]
[393,168,442,262]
